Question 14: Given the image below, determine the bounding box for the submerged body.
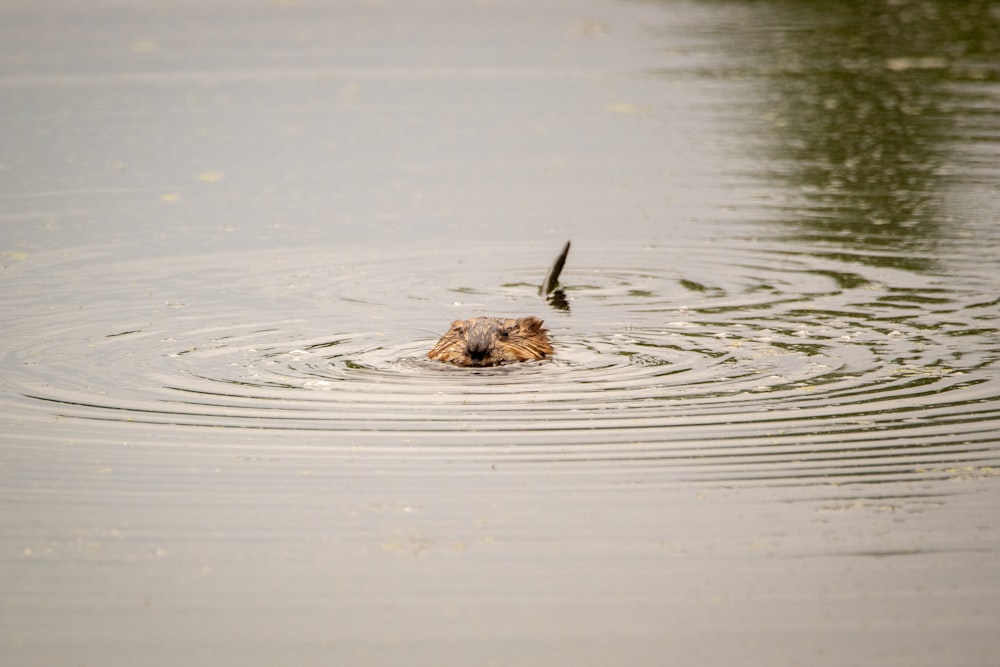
[428,316,553,367]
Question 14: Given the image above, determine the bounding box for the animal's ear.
[450,320,465,330]
[518,316,545,333]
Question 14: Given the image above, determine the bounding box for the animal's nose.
[468,344,488,362]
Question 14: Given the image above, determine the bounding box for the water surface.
[2,1,999,665]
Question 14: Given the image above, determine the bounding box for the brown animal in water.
[427,316,553,367]
[427,241,568,368]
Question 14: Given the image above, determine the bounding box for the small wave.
[1,243,997,487]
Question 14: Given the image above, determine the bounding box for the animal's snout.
[465,332,494,364]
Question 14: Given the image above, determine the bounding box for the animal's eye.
[453,326,464,334]
[499,328,511,338]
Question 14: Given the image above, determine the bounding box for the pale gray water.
[2,1,999,665]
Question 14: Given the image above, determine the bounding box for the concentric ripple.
[3,242,998,486]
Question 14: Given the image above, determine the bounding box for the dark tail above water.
[539,241,571,297]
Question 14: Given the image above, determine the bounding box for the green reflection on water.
[691,0,999,269]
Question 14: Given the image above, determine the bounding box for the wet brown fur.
[427,316,553,367]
